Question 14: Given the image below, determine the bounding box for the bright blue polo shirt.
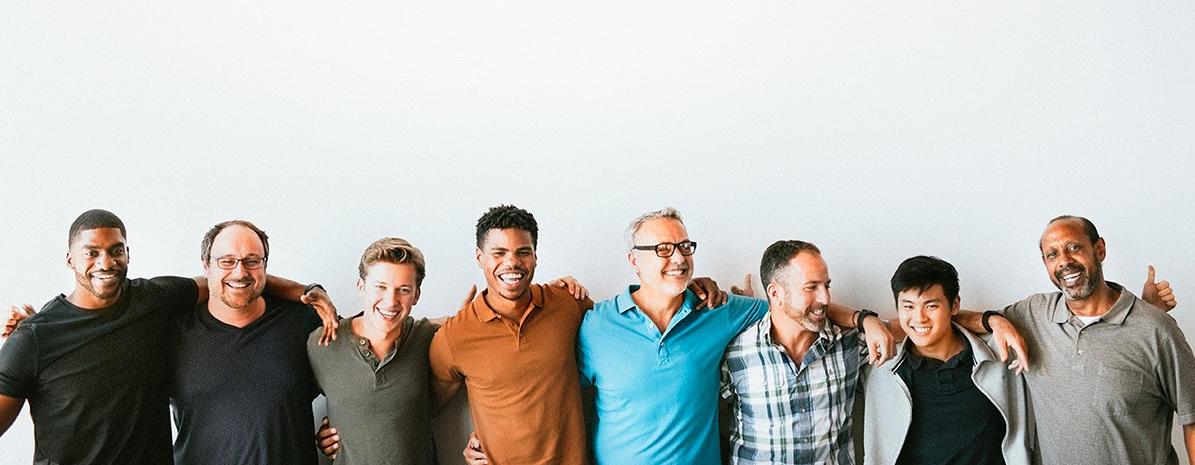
[577,286,768,465]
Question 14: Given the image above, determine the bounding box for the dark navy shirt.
[170,295,321,465]
[895,335,1006,465]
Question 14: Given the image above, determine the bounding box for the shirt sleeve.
[576,314,596,387]
[150,275,201,317]
[1158,319,1195,425]
[428,326,464,385]
[728,296,770,336]
[0,324,39,398]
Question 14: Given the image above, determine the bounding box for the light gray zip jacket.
[861,323,1034,465]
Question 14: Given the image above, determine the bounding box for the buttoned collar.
[1050,281,1133,325]
[470,284,544,322]
[615,284,699,315]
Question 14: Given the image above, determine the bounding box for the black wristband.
[303,283,325,295]
[855,309,878,333]
[981,310,1000,333]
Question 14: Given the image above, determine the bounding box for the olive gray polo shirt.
[1000,282,1195,465]
[307,315,439,465]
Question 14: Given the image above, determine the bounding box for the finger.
[580,286,589,300]
[717,290,727,307]
[1146,265,1157,285]
[1010,339,1030,371]
[21,304,35,316]
[995,337,1010,363]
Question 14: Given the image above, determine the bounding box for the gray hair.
[625,207,685,250]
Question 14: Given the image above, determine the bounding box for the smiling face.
[357,261,420,333]
[628,217,694,297]
[204,225,267,309]
[897,284,960,353]
[66,227,130,307]
[476,228,537,301]
[769,251,830,333]
[1040,219,1106,301]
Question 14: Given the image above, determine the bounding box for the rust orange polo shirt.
[429,284,593,465]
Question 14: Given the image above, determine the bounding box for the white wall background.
[2,1,1194,464]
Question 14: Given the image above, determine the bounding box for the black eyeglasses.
[213,256,267,270]
[632,240,697,258]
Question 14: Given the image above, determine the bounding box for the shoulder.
[138,276,199,295]
[1001,292,1060,322]
[411,317,440,342]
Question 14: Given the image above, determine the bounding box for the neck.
[910,329,966,362]
[1065,282,1119,317]
[208,295,266,328]
[483,288,531,321]
[769,309,820,363]
[67,287,121,310]
[631,284,686,333]
[352,316,402,359]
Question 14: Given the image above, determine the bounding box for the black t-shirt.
[0,277,198,465]
[895,339,1007,465]
[170,295,321,465]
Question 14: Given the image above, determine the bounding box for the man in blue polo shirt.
[576,208,893,465]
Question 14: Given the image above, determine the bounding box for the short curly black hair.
[475,205,538,249]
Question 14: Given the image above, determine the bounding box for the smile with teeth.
[225,280,253,290]
[1058,268,1083,286]
[663,269,689,277]
[498,271,525,285]
[910,325,931,335]
[91,271,119,281]
[376,307,399,318]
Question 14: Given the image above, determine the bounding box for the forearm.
[826,302,859,329]
[953,309,989,334]
[264,274,309,302]
[430,379,463,417]
[0,394,25,436]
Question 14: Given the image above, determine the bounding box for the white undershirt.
[1074,315,1102,326]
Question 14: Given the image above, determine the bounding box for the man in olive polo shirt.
[307,237,439,465]
[955,215,1194,465]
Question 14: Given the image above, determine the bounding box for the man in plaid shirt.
[721,240,889,465]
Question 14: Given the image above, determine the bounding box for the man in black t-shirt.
[170,219,322,465]
[0,209,334,465]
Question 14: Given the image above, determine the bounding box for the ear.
[627,251,638,269]
[766,281,783,302]
[475,248,484,268]
[1094,237,1107,262]
[412,287,421,306]
[950,296,961,315]
[356,277,365,293]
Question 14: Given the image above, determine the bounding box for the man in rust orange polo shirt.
[428,205,592,465]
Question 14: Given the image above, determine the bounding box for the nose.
[816,286,830,306]
[98,251,116,269]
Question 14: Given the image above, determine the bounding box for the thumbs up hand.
[1142,265,1177,311]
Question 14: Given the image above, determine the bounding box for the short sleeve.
[428,327,463,385]
[0,324,39,398]
[1158,321,1195,425]
[148,275,200,316]
[576,314,596,387]
[728,296,769,336]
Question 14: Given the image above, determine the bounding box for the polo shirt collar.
[615,284,698,314]
[1050,281,1132,325]
[470,285,544,322]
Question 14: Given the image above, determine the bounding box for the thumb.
[1146,265,1157,286]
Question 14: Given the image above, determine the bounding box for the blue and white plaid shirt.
[720,314,868,465]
